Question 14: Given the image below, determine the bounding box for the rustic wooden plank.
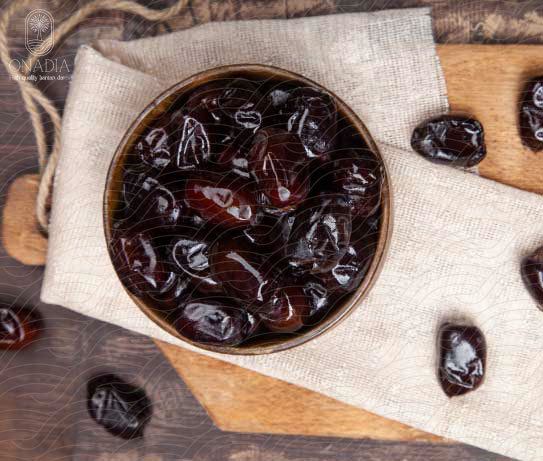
[0,299,87,461]
[2,174,47,265]
[438,44,543,193]
[156,341,444,441]
[188,435,509,461]
[70,323,213,460]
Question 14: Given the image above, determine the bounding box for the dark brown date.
[186,82,223,113]
[267,87,290,110]
[0,305,41,350]
[319,218,379,293]
[170,235,222,294]
[135,114,175,170]
[111,231,175,297]
[286,87,337,159]
[241,220,276,250]
[286,195,352,273]
[332,151,383,218]
[122,171,184,230]
[411,115,486,167]
[121,167,147,207]
[521,245,543,310]
[185,82,239,146]
[249,128,310,210]
[278,212,296,247]
[216,144,250,179]
[258,284,309,332]
[438,324,486,397]
[185,175,258,228]
[299,276,332,322]
[171,106,215,169]
[174,298,257,346]
[210,238,273,305]
[217,78,268,137]
[520,77,543,151]
[153,273,193,309]
[242,212,293,254]
[185,78,268,146]
[87,374,151,439]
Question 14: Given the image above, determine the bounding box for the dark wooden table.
[2,1,540,459]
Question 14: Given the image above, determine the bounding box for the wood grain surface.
[156,341,444,442]
[3,1,541,459]
[2,41,538,454]
[2,175,47,265]
[440,44,543,194]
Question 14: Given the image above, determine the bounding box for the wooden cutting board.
[4,44,543,441]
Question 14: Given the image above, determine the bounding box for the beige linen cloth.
[41,8,543,460]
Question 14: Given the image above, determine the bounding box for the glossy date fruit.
[299,276,332,322]
[0,305,41,350]
[87,374,151,439]
[186,80,267,146]
[169,234,222,294]
[216,144,250,179]
[111,231,175,297]
[122,170,184,230]
[332,151,383,218]
[286,87,337,159]
[241,212,294,254]
[319,218,379,293]
[210,238,273,305]
[411,115,486,167]
[249,128,310,210]
[122,167,148,207]
[438,324,486,397]
[267,87,291,110]
[135,114,175,170]
[186,82,223,112]
[153,272,193,309]
[185,175,258,228]
[174,298,257,346]
[171,106,216,169]
[519,77,543,151]
[286,195,352,273]
[521,245,543,311]
[185,82,239,146]
[217,78,268,141]
[257,283,309,333]
[241,220,278,252]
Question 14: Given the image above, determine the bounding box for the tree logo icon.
[25,9,54,57]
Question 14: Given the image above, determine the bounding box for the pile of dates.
[110,75,384,347]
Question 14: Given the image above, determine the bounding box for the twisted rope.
[0,0,189,232]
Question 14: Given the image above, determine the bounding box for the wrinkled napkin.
[41,8,543,460]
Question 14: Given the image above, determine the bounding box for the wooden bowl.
[104,64,392,355]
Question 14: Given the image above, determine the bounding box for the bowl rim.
[103,63,393,355]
